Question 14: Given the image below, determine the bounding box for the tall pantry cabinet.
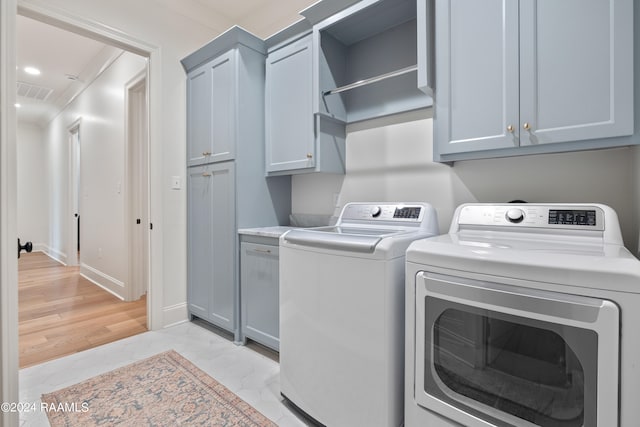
[182,27,291,341]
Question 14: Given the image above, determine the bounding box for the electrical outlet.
[171,176,181,190]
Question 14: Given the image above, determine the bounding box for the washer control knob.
[371,206,382,218]
[506,208,525,223]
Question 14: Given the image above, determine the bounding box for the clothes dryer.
[405,203,640,427]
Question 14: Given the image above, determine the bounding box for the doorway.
[68,119,81,267]
[15,13,152,364]
[2,3,163,421]
[126,71,149,302]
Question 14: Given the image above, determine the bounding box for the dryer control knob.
[371,206,382,218]
[506,208,525,223]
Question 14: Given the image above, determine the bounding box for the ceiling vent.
[16,81,53,101]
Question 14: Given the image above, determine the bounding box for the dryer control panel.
[456,204,606,231]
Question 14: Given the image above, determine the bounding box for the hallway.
[18,252,147,368]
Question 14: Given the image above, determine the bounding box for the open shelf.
[314,0,432,123]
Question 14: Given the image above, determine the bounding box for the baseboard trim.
[41,245,67,265]
[31,242,47,253]
[80,264,125,300]
[162,302,188,328]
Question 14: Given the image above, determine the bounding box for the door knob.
[523,122,531,131]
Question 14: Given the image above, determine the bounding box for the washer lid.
[283,226,410,253]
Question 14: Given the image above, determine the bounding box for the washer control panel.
[457,204,605,231]
[339,203,425,223]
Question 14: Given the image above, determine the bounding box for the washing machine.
[280,202,439,427]
[405,203,640,427]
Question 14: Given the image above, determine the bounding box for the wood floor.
[18,252,147,368]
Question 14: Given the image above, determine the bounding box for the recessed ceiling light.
[24,66,41,76]
[14,103,21,108]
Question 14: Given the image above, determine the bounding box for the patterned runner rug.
[41,350,277,426]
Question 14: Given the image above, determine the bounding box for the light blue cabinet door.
[209,51,236,163]
[187,162,236,331]
[209,161,236,330]
[435,0,634,161]
[519,0,633,146]
[265,35,315,173]
[186,64,212,166]
[240,241,280,351]
[187,165,213,318]
[186,52,236,166]
[434,0,520,156]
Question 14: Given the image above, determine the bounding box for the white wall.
[293,109,639,252]
[16,123,48,250]
[44,51,146,297]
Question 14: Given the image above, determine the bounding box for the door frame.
[125,70,149,303]
[67,118,82,267]
[16,1,162,325]
[0,1,19,424]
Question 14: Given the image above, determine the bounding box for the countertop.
[237,226,298,239]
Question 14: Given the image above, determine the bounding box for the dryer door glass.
[414,272,619,427]
[429,305,593,426]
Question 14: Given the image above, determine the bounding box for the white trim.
[43,245,67,266]
[1,0,19,424]
[16,1,164,332]
[124,69,149,304]
[66,120,81,267]
[17,2,152,57]
[147,42,164,332]
[80,264,126,300]
[162,303,189,329]
[32,243,48,253]
[32,246,65,265]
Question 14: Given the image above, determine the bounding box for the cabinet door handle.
[523,122,531,131]
[202,151,212,156]
[306,153,313,159]
[202,172,212,177]
[253,248,272,254]
[507,125,514,133]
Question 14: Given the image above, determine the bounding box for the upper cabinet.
[264,21,346,176]
[265,32,314,174]
[305,0,434,123]
[186,53,235,166]
[434,0,635,162]
[182,28,266,167]
[263,0,434,176]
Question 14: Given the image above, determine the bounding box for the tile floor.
[19,321,313,426]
